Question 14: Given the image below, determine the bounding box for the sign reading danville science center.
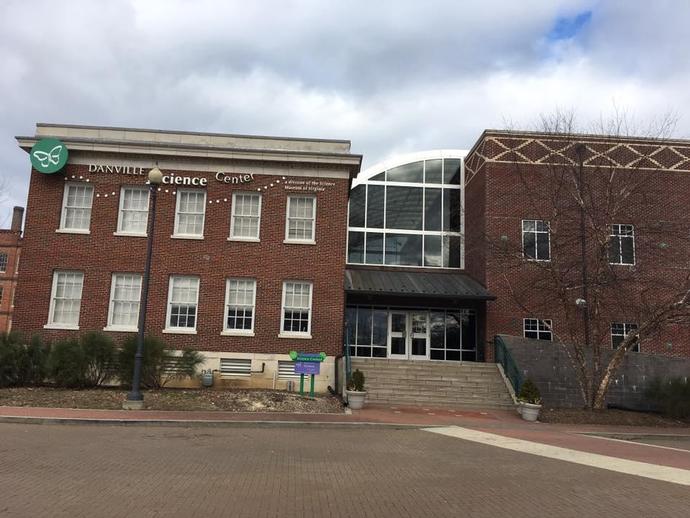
[30,138,69,174]
[88,164,254,186]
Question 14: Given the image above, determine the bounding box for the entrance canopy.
[344,268,495,300]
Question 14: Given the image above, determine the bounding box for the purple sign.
[294,361,320,375]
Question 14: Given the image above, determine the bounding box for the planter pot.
[516,401,524,415]
[520,402,542,422]
[346,390,367,410]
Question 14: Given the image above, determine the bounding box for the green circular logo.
[30,138,68,174]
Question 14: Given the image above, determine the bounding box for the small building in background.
[0,207,24,334]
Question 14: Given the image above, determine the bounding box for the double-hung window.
[285,196,316,243]
[230,193,261,241]
[0,252,7,273]
[611,322,639,352]
[522,220,550,261]
[165,276,200,333]
[174,190,206,238]
[106,273,142,331]
[223,279,256,334]
[280,281,312,337]
[523,318,552,341]
[47,270,84,329]
[117,187,149,235]
[60,183,94,232]
[609,224,635,265]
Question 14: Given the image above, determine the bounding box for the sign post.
[289,351,326,397]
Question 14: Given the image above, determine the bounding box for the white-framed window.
[280,281,313,337]
[106,273,142,331]
[0,252,7,273]
[174,189,206,238]
[223,278,256,334]
[609,224,635,265]
[46,270,84,329]
[285,196,316,243]
[165,276,200,332]
[611,322,640,352]
[523,318,552,341]
[117,187,149,235]
[59,183,94,232]
[522,220,550,261]
[230,193,261,240]
[0,286,4,305]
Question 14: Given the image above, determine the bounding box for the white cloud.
[1,0,689,224]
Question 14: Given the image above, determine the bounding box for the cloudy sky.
[1,0,689,225]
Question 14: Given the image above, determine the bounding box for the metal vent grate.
[278,361,301,380]
[220,358,252,377]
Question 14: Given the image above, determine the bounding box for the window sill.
[103,326,138,333]
[220,330,255,337]
[524,257,551,263]
[162,328,198,335]
[278,332,312,339]
[283,239,316,245]
[44,324,79,330]
[171,235,204,240]
[55,229,90,235]
[609,262,635,267]
[227,237,260,243]
[113,231,147,238]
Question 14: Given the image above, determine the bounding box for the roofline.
[344,288,496,301]
[35,122,352,146]
[466,128,690,159]
[353,149,468,187]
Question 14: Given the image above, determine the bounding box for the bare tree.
[490,112,690,409]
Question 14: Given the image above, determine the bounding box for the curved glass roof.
[348,150,467,269]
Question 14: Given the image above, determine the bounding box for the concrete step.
[348,359,515,409]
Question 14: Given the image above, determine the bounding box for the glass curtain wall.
[347,158,463,268]
[346,306,477,361]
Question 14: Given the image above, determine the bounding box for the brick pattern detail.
[13,163,350,357]
[0,229,21,333]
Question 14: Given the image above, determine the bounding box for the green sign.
[289,351,326,362]
[30,138,68,174]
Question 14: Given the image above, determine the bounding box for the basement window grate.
[278,361,301,380]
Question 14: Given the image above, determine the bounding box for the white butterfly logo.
[33,145,63,168]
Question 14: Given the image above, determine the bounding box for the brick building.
[12,123,690,397]
[0,207,23,333]
[14,124,361,390]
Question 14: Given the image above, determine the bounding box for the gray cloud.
[1,0,689,224]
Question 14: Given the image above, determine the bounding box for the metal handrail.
[494,335,523,395]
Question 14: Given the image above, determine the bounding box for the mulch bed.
[0,387,344,413]
[540,407,690,427]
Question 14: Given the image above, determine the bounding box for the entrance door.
[388,311,429,360]
[409,312,429,360]
[388,312,408,359]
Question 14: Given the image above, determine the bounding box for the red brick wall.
[472,135,690,359]
[0,229,21,334]
[13,162,350,357]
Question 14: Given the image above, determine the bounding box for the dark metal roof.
[344,268,495,300]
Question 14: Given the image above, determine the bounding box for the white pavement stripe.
[423,426,690,487]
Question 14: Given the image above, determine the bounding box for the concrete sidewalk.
[2,403,689,471]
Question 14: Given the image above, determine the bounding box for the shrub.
[49,332,116,388]
[0,333,49,387]
[348,369,365,392]
[646,377,690,419]
[518,378,542,405]
[118,336,204,389]
[49,339,86,388]
[80,332,116,387]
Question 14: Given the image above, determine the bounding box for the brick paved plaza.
[0,423,688,517]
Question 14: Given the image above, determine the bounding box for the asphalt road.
[0,423,688,517]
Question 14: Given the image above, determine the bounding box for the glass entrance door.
[409,312,428,359]
[388,311,429,360]
[388,312,408,359]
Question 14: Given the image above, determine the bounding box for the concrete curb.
[580,432,690,440]
[0,415,428,429]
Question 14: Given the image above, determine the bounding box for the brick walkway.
[1,423,689,517]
